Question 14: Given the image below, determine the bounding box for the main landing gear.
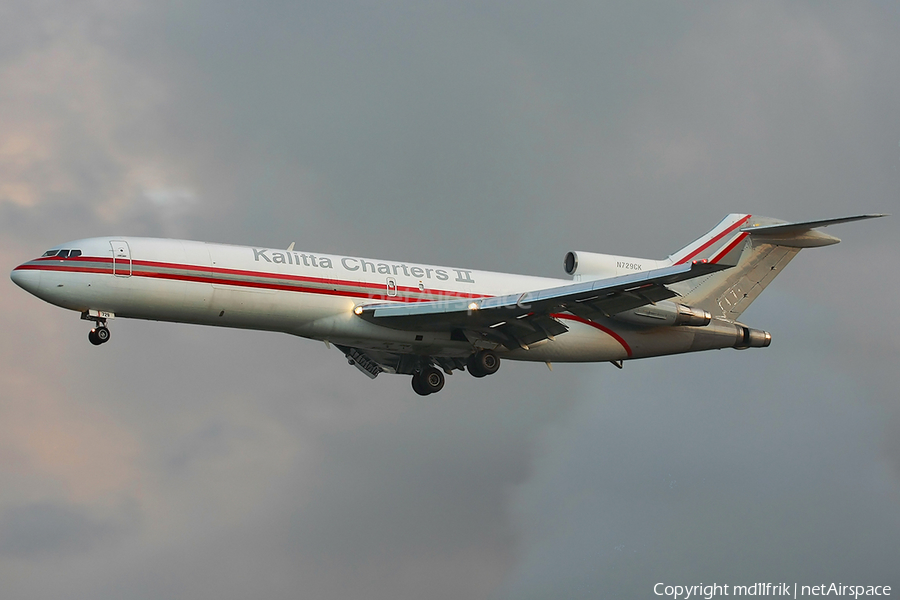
[466,350,500,378]
[412,366,445,396]
[407,350,500,396]
[409,351,501,396]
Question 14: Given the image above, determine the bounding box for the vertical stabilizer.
[670,239,799,321]
[667,213,885,321]
[667,213,752,266]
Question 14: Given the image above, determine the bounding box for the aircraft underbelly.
[504,319,631,362]
[33,270,337,331]
[503,321,734,363]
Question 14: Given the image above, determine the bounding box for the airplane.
[10,213,886,395]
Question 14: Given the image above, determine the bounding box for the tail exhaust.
[736,326,771,349]
[688,319,771,352]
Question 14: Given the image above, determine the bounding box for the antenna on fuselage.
[286,242,295,251]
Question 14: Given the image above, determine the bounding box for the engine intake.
[564,251,578,275]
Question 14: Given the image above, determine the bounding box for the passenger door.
[110,240,132,277]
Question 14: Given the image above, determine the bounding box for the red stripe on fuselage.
[35,255,481,298]
[21,258,637,356]
[131,258,485,298]
[15,258,489,303]
[551,313,633,357]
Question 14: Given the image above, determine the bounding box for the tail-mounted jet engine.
[564,250,669,280]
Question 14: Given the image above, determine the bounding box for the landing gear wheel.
[420,366,445,394]
[95,326,110,343]
[412,366,445,396]
[467,358,486,377]
[467,350,499,378]
[412,374,430,396]
[89,326,110,346]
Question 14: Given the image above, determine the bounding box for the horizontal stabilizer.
[741,214,887,234]
[739,214,888,248]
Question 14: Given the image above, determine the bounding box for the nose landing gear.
[82,311,113,346]
[88,326,111,346]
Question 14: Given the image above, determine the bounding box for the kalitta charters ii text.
[654,582,891,599]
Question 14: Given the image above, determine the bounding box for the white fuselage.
[11,236,743,364]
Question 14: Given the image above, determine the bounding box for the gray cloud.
[499,298,900,599]
[0,501,136,558]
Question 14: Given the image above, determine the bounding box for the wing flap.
[482,313,571,349]
[565,284,678,321]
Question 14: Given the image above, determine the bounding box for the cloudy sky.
[1,2,898,598]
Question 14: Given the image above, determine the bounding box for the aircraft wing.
[356,259,731,350]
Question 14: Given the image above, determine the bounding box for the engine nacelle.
[614,301,712,327]
[564,250,668,280]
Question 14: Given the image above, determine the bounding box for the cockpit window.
[41,249,81,258]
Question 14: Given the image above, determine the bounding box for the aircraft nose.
[10,266,41,295]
